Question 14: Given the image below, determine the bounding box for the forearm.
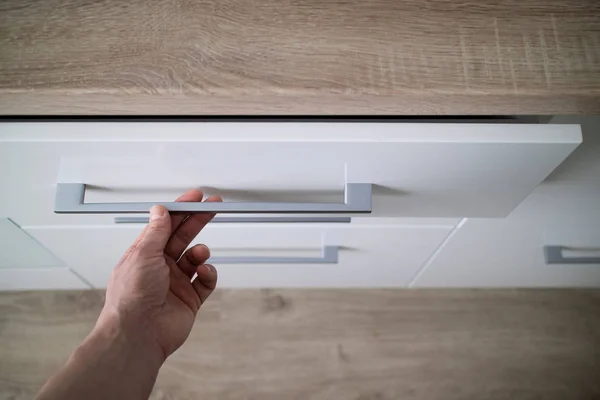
[36,313,165,400]
[36,199,218,399]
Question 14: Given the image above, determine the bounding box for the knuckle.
[148,221,167,232]
[180,229,197,244]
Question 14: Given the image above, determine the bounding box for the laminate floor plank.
[1,289,599,399]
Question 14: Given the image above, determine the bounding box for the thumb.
[138,205,171,256]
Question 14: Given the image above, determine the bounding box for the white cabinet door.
[0,218,85,290]
[412,116,600,287]
[0,122,580,228]
[0,218,63,269]
[25,223,453,288]
[410,217,600,287]
[0,269,89,291]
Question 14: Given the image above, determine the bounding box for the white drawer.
[412,218,600,288]
[0,218,64,269]
[25,224,453,288]
[0,218,87,291]
[0,122,580,227]
[412,116,600,287]
[0,268,89,291]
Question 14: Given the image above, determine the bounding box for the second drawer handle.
[114,216,352,224]
[544,245,600,264]
[55,183,372,214]
[208,245,339,264]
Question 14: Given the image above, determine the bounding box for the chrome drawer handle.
[208,245,338,264]
[543,245,600,264]
[114,216,351,224]
[55,183,372,214]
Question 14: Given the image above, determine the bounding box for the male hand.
[97,189,222,360]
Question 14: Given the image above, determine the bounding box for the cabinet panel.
[0,219,63,269]
[0,122,580,228]
[0,268,88,291]
[26,224,452,288]
[413,116,600,287]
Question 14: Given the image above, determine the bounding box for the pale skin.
[35,189,222,400]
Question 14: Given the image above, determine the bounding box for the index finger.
[170,189,205,235]
[164,195,222,261]
[120,189,206,262]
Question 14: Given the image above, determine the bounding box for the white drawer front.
[412,218,600,287]
[0,122,580,228]
[25,224,453,288]
[0,218,63,269]
[413,116,600,287]
[0,268,89,291]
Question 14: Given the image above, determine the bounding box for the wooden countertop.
[1,0,599,115]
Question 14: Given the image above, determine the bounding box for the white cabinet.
[0,268,89,291]
[26,223,454,288]
[0,122,580,226]
[413,116,600,287]
[0,218,89,290]
[0,218,63,269]
[0,121,586,289]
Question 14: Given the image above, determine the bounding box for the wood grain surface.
[1,289,599,400]
[0,0,599,115]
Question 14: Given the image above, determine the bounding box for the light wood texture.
[1,290,599,399]
[0,0,599,115]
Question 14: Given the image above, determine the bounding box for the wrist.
[81,310,166,369]
[42,310,165,400]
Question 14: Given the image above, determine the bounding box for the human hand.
[97,189,222,361]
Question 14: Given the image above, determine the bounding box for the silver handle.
[543,245,600,264]
[55,183,372,214]
[208,245,338,264]
[115,216,351,224]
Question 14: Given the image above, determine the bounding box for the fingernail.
[149,206,166,221]
[204,264,215,274]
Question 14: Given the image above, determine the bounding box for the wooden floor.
[1,290,599,400]
[0,0,599,114]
